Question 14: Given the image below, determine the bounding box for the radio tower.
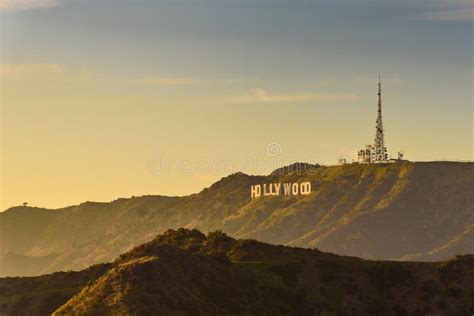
[373,75,388,162]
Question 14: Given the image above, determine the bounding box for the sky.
[0,0,472,210]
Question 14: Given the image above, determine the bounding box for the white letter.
[263,184,268,196]
[292,183,299,195]
[268,183,274,196]
[283,183,291,195]
[251,185,261,198]
[274,183,281,196]
[300,182,311,195]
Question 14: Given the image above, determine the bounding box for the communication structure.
[357,76,403,163]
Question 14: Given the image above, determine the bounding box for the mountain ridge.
[1,161,473,277]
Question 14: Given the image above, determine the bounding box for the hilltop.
[1,161,473,277]
[1,229,472,315]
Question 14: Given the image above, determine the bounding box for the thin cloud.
[416,0,473,22]
[0,63,63,79]
[130,77,199,86]
[0,64,200,87]
[224,89,360,104]
[417,8,473,22]
[0,0,59,12]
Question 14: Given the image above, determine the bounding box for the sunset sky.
[1,0,472,210]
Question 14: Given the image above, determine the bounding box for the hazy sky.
[1,0,472,210]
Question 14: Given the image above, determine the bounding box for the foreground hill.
[1,161,473,277]
[1,229,473,315]
[0,263,111,315]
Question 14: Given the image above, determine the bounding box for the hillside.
[1,229,473,315]
[0,263,111,315]
[1,161,473,277]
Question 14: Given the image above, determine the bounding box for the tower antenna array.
[373,75,388,162]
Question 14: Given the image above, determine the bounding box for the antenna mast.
[373,75,388,162]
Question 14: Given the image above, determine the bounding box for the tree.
[22,202,28,207]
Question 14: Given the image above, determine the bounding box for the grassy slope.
[0,263,111,316]
[1,162,472,277]
[47,229,474,315]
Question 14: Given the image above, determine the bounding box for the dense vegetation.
[1,229,472,315]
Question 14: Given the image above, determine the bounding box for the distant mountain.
[1,161,473,277]
[0,262,111,315]
[1,229,472,315]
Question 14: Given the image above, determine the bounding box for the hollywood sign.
[251,182,311,198]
